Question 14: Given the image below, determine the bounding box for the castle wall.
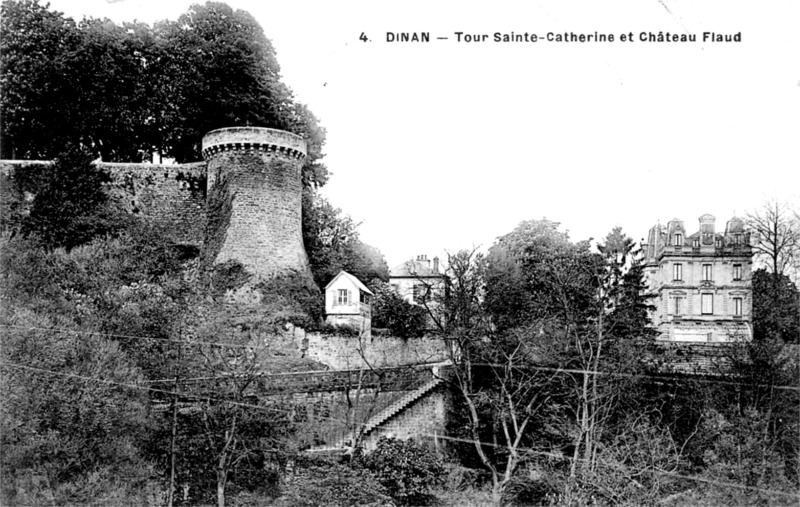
[104,162,207,245]
[303,332,449,369]
[0,159,207,246]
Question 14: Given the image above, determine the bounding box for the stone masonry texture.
[202,127,309,280]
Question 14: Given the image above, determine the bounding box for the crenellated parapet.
[201,127,306,161]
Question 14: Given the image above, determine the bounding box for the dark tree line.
[0,0,327,187]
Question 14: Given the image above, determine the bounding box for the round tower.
[201,127,308,280]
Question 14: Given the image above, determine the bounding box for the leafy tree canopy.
[0,0,327,186]
[302,192,389,289]
[752,268,800,343]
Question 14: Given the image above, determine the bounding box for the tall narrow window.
[702,264,713,281]
[701,293,713,315]
[673,263,683,281]
[674,233,683,246]
[734,297,743,316]
[692,238,699,248]
[734,233,742,245]
[673,296,683,316]
[733,264,742,281]
[715,238,722,248]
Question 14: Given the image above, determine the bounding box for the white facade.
[324,271,373,336]
[643,215,753,342]
[389,255,445,306]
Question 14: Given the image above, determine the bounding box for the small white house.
[325,271,373,336]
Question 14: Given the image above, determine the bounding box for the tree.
[21,145,116,251]
[1,0,328,173]
[0,309,155,505]
[752,268,800,343]
[440,223,660,505]
[178,306,295,507]
[370,281,428,338]
[303,192,388,289]
[747,200,800,284]
[0,0,81,159]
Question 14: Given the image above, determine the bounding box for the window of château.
[734,297,742,316]
[733,264,742,281]
[673,296,683,315]
[701,293,713,314]
[702,264,713,281]
[674,234,683,246]
[673,263,683,281]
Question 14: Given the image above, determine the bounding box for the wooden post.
[167,339,181,507]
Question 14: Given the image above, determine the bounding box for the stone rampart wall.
[0,160,207,246]
[301,331,449,370]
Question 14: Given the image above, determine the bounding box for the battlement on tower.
[201,127,306,160]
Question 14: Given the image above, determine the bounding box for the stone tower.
[201,127,309,280]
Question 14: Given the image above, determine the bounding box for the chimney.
[433,256,439,273]
[699,214,716,245]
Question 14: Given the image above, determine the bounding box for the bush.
[370,283,428,339]
[364,437,445,505]
[277,459,392,507]
[319,321,362,337]
[21,144,118,251]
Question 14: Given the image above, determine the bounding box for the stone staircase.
[305,374,444,455]
[361,376,443,436]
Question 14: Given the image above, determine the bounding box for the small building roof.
[390,259,442,278]
[325,270,374,295]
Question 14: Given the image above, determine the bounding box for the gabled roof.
[389,259,442,278]
[325,270,374,295]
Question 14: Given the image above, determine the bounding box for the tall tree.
[752,268,800,343]
[1,0,328,174]
[747,200,800,283]
[0,0,81,158]
[21,145,115,251]
[302,192,388,288]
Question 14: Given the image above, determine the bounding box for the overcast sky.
[46,0,800,267]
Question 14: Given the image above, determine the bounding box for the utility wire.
[3,323,799,391]
[3,359,798,501]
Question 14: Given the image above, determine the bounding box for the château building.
[642,214,753,342]
[389,254,445,306]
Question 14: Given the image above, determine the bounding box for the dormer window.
[734,233,742,245]
[692,239,699,248]
[715,238,722,248]
[674,234,683,246]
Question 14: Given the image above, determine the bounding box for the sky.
[44,0,800,267]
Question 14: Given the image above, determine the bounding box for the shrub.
[364,437,444,505]
[21,144,118,251]
[277,459,391,507]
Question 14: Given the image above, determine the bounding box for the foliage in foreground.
[364,437,445,505]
